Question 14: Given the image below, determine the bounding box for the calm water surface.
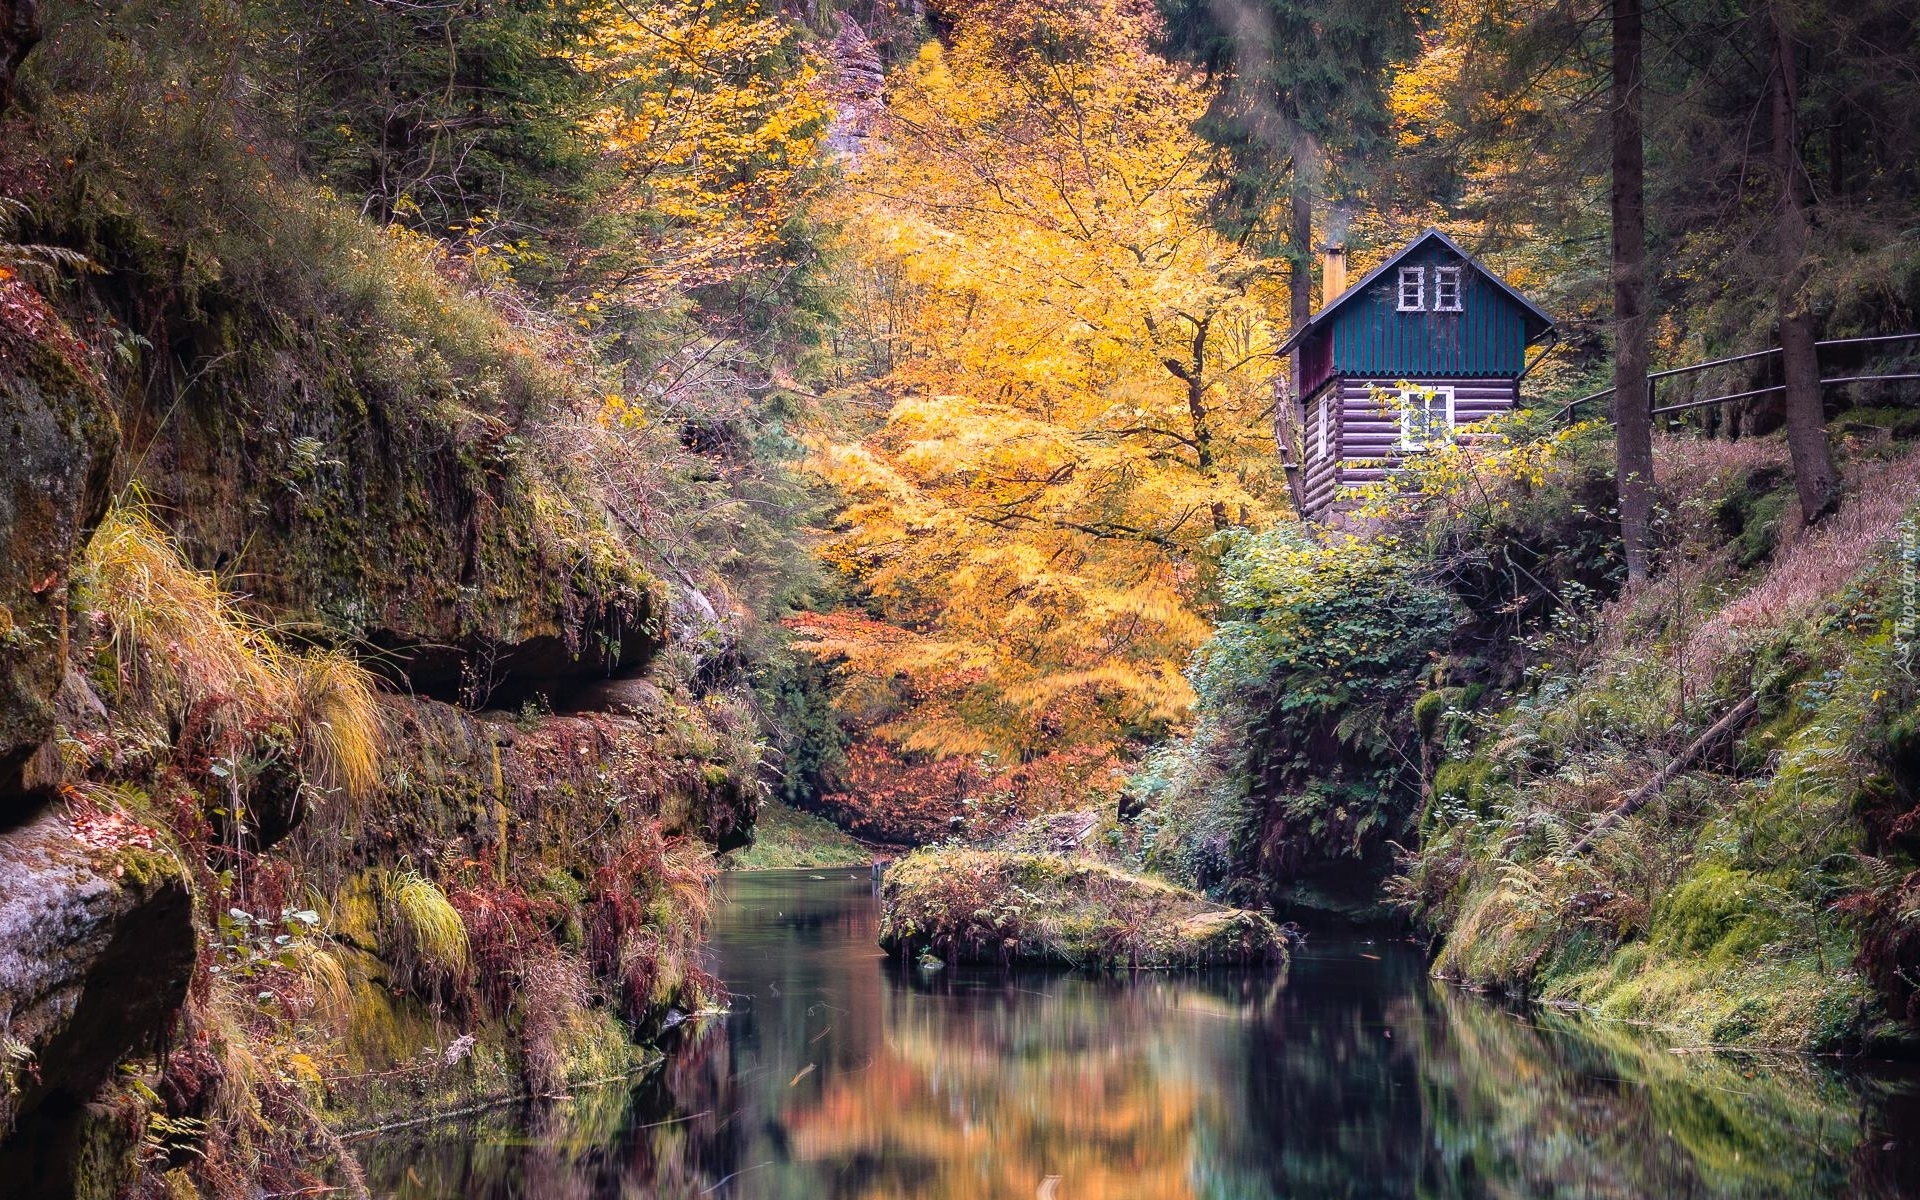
[362,868,1920,1199]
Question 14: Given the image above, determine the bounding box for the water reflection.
[360,870,1920,1199]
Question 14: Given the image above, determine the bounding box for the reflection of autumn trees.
[363,889,1911,1200]
[783,977,1277,1200]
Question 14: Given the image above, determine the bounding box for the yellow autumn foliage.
[801,0,1288,763]
[576,0,829,303]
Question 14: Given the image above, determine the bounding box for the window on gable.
[1433,266,1463,311]
[1400,385,1454,451]
[1397,266,1425,311]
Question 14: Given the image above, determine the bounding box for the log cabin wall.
[1298,382,1343,518]
[1281,230,1554,522]
[1329,376,1518,513]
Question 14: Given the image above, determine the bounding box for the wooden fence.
[1553,332,1920,423]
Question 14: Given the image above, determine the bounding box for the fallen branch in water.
[336,1071,644,1140]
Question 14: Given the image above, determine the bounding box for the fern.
[0,198,98,281]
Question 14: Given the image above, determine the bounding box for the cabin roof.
[1276,228,1555,358]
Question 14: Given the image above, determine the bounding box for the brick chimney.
[1321,242,1347,304]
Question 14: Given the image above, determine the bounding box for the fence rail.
[1553,332,1920,423]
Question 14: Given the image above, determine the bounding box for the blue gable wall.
[1324,238,1534,379]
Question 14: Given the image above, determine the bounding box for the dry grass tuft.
[80,499,387,804]
[383,870,472,997]
[82,499,284,706]
[1651,431,1788,485]
[282,651,386,802]
[516,952,593,1097]
[290,943,353,1031]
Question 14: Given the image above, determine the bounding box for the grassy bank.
[1130,412,1920,1048]
[1403,447,1920,1049]
[721,799,874,870]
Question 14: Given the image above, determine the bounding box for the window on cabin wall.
[1397,267,1424,311]
[1399,385,1454,450]
[1433,266,1463,311]
[1317,396,1330,458]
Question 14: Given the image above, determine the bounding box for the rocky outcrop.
[0,23,770,1184]
[0,276,183,1200]
[824,14,885,162]
[0,277,117,808]
[0,805,195,1198]
[293,692,756,884]
[0,0,39,114]
[126,296,665,705]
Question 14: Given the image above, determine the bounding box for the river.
[360,868,1920,1198]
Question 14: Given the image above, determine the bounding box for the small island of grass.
[878,848,1286,969]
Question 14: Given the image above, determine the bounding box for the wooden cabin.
[1279,229,1555,521]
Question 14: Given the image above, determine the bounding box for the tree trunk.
[1769,1,1840,524]
[1290,144,1320,397]
[1278,144,1314,520]
[1289,169,1314,336]
[1168,318,1232,530]
[1565,694,1759,857]
[1611,0,1656,582]
[1272,383,1308,520]
[0,0,40,115]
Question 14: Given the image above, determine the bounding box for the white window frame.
[1396,266,1425,311]
[1317,396,1330,458]
[1399,384,1455,451]
[1433,266,1463,312]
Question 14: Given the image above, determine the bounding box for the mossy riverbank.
[1406,449,1920,1051]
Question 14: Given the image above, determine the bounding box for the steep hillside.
[0,0,836,1195]
[1129,412,1920,1049]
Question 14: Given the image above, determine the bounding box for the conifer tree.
[1767,0,1840,524]
[1611,0,1656,581]
[1153,0,1416,314]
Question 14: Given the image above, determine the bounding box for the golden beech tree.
[576,0,829,305]
[795,0,1285,815]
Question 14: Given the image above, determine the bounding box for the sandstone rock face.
[562,673,668,718]
[824,14,885,162]
[0,278,118,810]
[293,694,755,881]
[0,0,40,114]
[0,805,195,1196]
[131,290,665,708]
